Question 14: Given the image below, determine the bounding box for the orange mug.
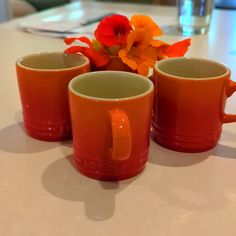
[68,71,154,180]
[153,57,236,152]
[16,52,90,141]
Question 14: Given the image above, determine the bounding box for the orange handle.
[109,109,131,161]
[223,80,236,123]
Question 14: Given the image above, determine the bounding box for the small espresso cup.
[153,57,236,152]
[68,71,154,181]
[16,52,90,141]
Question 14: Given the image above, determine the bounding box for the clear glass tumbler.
[177,0,215,35]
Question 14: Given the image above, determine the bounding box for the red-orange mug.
[68,71,154,180]
[16,52,90,141]
[153,57,236,152]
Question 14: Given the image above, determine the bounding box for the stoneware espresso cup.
[68,71,154,181]
[153,57,236,152]
[16,52,90,141]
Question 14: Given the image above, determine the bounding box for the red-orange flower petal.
[64,46,84,54]
[95,14,131,46]
[64,37,110,67]
[161,38,191,58]
[82,47,110,67]
[64,36,91,45]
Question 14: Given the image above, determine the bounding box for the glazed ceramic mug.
[153,57,236,152]
[68,71,154,180]
[16,52,90,141]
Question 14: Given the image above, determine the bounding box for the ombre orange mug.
[153,57,236,152]
[68,71,154,181]
[16,52,90,141]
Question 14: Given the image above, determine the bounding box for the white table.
[1,1,236,235]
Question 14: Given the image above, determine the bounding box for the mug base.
[75,162,146,181]
[24,122,71,142]
[152,127,220,153]
[26,130,71,142]
[154,137,217,153]
[73,152,148,181]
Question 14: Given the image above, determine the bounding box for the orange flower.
[131,15,163,37]
[119,20,166,76]
[117,14,170,76]
[129,14,166,49]
[119,46,157,76]
[126,29,153,50]
[64,14,191,76]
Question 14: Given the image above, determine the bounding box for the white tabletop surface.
[1,1,236,235]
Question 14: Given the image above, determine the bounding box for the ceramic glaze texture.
[16,52,90,141]
[153,58,236,152]
[69,72,154,180]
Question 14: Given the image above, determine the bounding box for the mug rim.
[155,57,230,80]
[69,71,154,102]
[16,51,90,72]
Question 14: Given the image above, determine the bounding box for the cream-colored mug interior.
[17,52,88,70]
[156,57,228,79]
[69,71,153,99]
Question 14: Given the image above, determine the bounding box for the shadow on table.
[149,130,236,167]
[146,132,236,211]
[41,155,135,221]
[146,162,227,211]
[149,141,210,167]
[0,110,72,153]
[0,122,61,153]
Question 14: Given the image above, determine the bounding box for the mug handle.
[109,109,132,161]
[223,80,236,123]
